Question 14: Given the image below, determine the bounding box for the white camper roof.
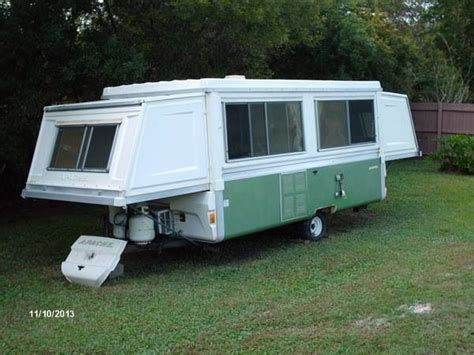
[102,77,382,99]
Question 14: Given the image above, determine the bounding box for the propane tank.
[108,206,127,239]
[129,206,155,244]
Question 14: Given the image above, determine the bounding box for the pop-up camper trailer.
[22,77,420,287]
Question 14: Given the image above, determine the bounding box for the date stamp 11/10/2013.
[29,310,75,318]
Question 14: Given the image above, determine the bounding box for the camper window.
[49,126,85,169]
[317,99,375,149]
[349,100,376,144]
[225,102,304,160]
[49,124,118,172]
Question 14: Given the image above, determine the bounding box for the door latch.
[335,173,346,198]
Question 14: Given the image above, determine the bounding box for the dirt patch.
[399,303,433,314]
[355,317,391,330]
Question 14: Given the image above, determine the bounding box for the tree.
[0,0,145,199]
[428,0,473,99]
[108,0,322,79]
[270,1,423,96]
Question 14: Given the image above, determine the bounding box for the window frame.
[47,123,119,173]
[315,98,377,152]
[223,100,306,162]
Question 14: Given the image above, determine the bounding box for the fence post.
[436,102,443,149]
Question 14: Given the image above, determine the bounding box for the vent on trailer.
[154,209,175,235]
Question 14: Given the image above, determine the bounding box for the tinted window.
[49,124,118,171]
[317,99,375,149]
[349,100,375,144]
[50,127,85,169]
[84,126,117,169]
[318,101,349,149]
[267,103,290,154]
[225,102,304,160]
[287,102,304,152]
[250,103,268,156]
[226,104,251,160]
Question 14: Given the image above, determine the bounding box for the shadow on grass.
[121,226,295,276]
[117,207,395,281]
[0,199,415,285]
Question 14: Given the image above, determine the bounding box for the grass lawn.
[1,158,473,353]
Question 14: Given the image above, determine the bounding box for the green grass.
[1,158,473,353]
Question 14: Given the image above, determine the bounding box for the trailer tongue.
[61,236,127,288]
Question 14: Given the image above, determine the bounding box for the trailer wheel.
[302,212,327,241]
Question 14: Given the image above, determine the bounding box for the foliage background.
[0,0,472,201]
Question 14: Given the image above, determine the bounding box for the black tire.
[302,212,327,241]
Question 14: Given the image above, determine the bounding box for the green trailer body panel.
[307,158,382,212]
[222,174,282,238]
[223,158,382,239]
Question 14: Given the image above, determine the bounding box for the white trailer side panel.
[378,92,419,160]
[126,96,210,200]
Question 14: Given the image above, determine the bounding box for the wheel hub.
[310,216,323,236]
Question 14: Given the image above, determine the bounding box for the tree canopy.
[0,0,472,198]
